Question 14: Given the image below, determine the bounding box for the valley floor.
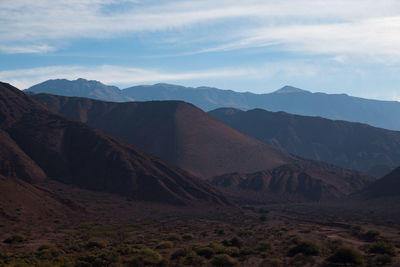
[1,181,399,266]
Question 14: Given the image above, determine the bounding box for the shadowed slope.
[212,163,374,203]
[0,82,231,206]
[0,174,83,228]
[209,108,400,177]
[362,167,400,198]
[32,94,295,178]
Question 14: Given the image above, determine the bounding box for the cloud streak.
[1,0,399,59]
[199,16,400,61]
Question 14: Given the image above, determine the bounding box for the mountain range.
[27,79,400,131]
[0,82,230,206]
[32,93,375,201]
[209,108,400,177]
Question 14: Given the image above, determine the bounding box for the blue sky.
[0,0,400,100]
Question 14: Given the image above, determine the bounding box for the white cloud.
[200,16,400,61]
[0,44,56,54]
[0,63,317,89]
[1,0,400,57]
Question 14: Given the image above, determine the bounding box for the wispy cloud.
[199,16,400,61]
[0,44,56,54]
[1,0,399,57]
[0,63,318,89]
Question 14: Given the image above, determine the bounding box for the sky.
[0,0,400,100]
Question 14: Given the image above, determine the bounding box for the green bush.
[36,244,61,259]
[128,247,162,266]
[183,251,205,266]
[3,234,28,244]
[287,240,320,257]
[156,241,174,249]
[368,242,396,256]
[211,254,238,266]
[326,246,364,266]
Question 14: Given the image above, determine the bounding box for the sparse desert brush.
[156,241,174,249]
[287,240,320,257]
[236,229,253,237]
[256,240,272,252]
[259,257,283,267]
[3,234,28,244]
[222,236,244,248]
[259,215,267,222]
[374,254,394,266]
[214,228,225,236]
[193,242,227,259]
[289,253,316,266]
[211,254,238,266]
[182,251,205,266]
[224,247,240,258]
[363,230,380,242]
[327,238,344,251]
[127,247,163,266]
[36,244,62,259]
[195,246,216,259]
[182,233,194,240]
[167,233,182,241]
[171,247,191,260]
[326,246,364,266]
[86,239,107,249]
[368,242,396,256]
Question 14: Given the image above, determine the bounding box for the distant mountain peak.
[273,86,310,94]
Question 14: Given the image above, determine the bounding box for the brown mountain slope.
[362,167,400,198]
[0,174,84,232]
[32,94,295,178]
[0,82,231,206]
[212,163,374,203]
[209,108,400,177]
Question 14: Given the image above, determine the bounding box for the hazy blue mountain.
[209,108,400,177]
[27,79,400,130]
[26,78,133,102]
[122,83,253,111]
[123,84,400,131]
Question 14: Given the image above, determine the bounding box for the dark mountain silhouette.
[211,163,374,203]
[26,78,133,102]
[362,167,400,198]
[27,79,400,130]
[31,93,375,203]
[0,82,231,206]
[209,108,400,177]
[31,94,295,178]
